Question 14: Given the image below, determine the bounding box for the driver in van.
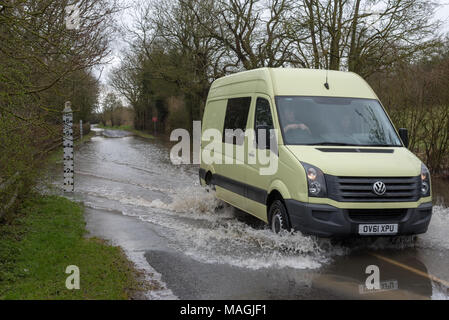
[283,108,311,134]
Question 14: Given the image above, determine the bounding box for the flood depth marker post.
[63,102,74,193]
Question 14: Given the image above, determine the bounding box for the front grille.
[326,176,421,202]
[347,209,408,223]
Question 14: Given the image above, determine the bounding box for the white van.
[199,68,432,237]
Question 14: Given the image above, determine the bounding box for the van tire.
[269,200,290,233]
[205,172,215,192]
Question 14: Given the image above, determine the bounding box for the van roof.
[208,68,378,100]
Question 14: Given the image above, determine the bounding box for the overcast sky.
[95,0,449,93]
[436,1,449,32]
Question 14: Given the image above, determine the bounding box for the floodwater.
[433,177,449,208]
[44,125,449,300]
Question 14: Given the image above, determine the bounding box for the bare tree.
[109,53,142,110]
[0,0,120,117]
[291,0,442,76]
[184,0,301,70]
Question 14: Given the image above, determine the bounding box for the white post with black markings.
[63,102,74,193]
[80,120,83,140]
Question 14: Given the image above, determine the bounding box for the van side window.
[254,98,274,148]
[223,97,251,145]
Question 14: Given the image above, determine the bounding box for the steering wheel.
[285,127,313,141]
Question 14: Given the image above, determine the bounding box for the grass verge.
[96,124,155,139]
[0,195,147,300]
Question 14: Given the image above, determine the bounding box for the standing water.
[42,125,449,299]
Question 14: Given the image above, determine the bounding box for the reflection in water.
[314,251,434,299]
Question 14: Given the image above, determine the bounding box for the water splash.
[418,206,449,250]
[129,188,449,270]
[115,188,349,270]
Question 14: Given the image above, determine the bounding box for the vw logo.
[373,181,387,196]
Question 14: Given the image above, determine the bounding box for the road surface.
[44,126,449,300]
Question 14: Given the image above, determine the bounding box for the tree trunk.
[348,0,361,73]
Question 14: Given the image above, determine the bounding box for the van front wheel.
[205,172,216,192]
[269,200,290,234]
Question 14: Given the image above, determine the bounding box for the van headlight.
[301,162,327,198]
[420,163,431,197]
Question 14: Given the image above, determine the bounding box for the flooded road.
[45,126,449,300]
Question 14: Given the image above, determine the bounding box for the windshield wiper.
[303,142,402,147]
[304,142,357,146]
[361,144,401,147]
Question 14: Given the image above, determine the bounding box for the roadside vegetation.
[0,0,119,219]
[0,196,146,300]
[0,110,147,300]
[0,1,150,299]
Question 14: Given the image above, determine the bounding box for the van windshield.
[275,96,403,147]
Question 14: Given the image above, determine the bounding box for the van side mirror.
[256,125,271,149]
[399,128,409,148]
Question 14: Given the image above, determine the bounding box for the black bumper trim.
[212,174,267,205]
[284,200,433,237]
[198,170,267,204]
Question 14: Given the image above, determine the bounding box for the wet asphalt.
[46,126,449,300]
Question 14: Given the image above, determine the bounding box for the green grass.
[97,124,155,139]
[0,196,146,300]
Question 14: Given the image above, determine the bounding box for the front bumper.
[284,200,433,238]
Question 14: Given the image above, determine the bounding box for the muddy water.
[44,126,449,300]
[432,177,449,207]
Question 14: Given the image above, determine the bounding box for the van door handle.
[249,152,255,157]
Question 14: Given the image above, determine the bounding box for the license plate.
[358,224,398,235]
